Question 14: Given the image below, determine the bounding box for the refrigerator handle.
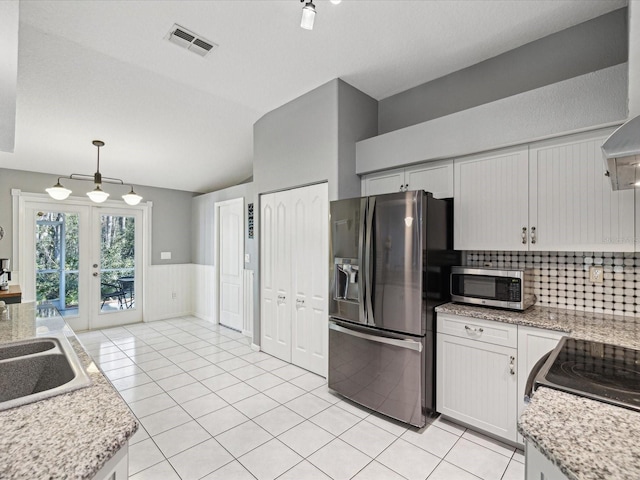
[329,322,423,352]
[364,197,375,325]
[358,198,367,324]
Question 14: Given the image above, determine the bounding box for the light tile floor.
[77,316,525,480]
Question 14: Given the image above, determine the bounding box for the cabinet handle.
[399,185,404,192]
[509,356,515,375]
[521,227,527,244]
[296,298,304,308]
[530,226,536,244]
[464,325,484,334]
[404,183,409,191]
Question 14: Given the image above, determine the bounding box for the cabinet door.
[361,168,405,196]
[260,191,292,362]
[529,133,635,251]
[405,160,454,198]
[291,183,329,376]
[516,326,564,444]
[454,147,529,250]
[526,441,569,480]
[437,333,518,441]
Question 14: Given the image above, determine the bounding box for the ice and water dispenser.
[334,258,359,302]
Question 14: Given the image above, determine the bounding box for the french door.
[21,199,143,332]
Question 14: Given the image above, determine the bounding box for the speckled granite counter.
[436,302,640,350]
[436,302,640,480]
[0,302,138,479]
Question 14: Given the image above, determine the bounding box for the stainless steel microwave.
[450,266,536,310]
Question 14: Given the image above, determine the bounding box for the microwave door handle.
[358,198,367,324]
[364,197,375,325]
[524,350,553,403]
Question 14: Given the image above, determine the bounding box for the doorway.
[215,198,244,331]
[20,196,145,331]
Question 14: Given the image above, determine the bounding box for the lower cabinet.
[436,314,518,442]
[436,313,566,445]
[525,440,568,480]
[92,443,128,480]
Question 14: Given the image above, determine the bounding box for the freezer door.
[329,197,366,324]
[328,320,429,427]
[368,191,424,335]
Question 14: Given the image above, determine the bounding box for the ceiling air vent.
[165,24,217,57]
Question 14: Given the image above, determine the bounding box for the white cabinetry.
[525,440,569,480]
[260,183,329,376]
[92,443,128,480]
[454,147,529,251]
[454,129,634,251]
[361,160,453,198]
[517,326,564,443]
[436,314,518,441]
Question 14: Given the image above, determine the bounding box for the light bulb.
[330,0,342,4]
[122,188,142,206]
[301,1,316,30]
[46,182,72,200]
[87,185,110,203]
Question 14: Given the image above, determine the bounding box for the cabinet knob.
[521,227,527,244]
[530,227,536,244]
[509,355,515,375]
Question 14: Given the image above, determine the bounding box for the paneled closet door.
[529,133,635,252]
[260,191,292,362]
[291,183,329,376]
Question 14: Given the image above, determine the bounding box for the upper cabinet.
[362,160,453,198]
[454,147,529,251]
[454,129,635,251]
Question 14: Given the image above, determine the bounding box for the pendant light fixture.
[300,0,316,30]
[46,140,143,205]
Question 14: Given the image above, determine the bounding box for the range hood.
[602,115,640,190]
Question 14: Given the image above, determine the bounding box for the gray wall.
[0,167,196,265]
[192,182,256,270]
[253,80,339,199]
[379,8,629,135]
[337,81,378,199]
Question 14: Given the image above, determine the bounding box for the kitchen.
[0,0,639,479]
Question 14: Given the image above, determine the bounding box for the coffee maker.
[0,259,11,291]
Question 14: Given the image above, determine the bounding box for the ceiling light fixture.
[300,0,316,30]
[46,140,143,205]
[329,0,342,4]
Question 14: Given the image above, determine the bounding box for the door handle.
[509,355,516,375]
[329,322,423,352]
[364,197,375,325]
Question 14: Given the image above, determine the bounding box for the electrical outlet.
[589,266,604,283]
[172,292,177,300]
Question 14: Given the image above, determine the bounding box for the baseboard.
[251,343,260,352]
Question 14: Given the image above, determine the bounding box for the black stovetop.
[535,337,640,412]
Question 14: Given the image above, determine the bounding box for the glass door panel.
[35,212,80,317]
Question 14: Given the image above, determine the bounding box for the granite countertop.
[0,302,138,479]
[436,302,640,480]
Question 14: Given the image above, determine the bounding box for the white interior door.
[291,183,328,376]
[260,191,292,362]
[217,198,244,331]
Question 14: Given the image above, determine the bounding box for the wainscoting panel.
[192,264,216,323]
[144,264,194,322]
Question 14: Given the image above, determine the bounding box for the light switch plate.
[244,254,250,263]
[160,251,172,260]
[589,266,604,283]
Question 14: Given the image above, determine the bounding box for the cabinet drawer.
[437,313,517,349]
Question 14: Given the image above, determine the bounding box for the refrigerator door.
[329,197,367,324]
[367,191,424,335]
[328,319,429,427]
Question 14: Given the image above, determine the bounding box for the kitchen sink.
[0,336,92,411]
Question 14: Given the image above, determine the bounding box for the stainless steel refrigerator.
[328,190,458,427]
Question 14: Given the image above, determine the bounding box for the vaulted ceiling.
[0,0,627,193]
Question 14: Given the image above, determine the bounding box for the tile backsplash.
[464,251,639,316]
